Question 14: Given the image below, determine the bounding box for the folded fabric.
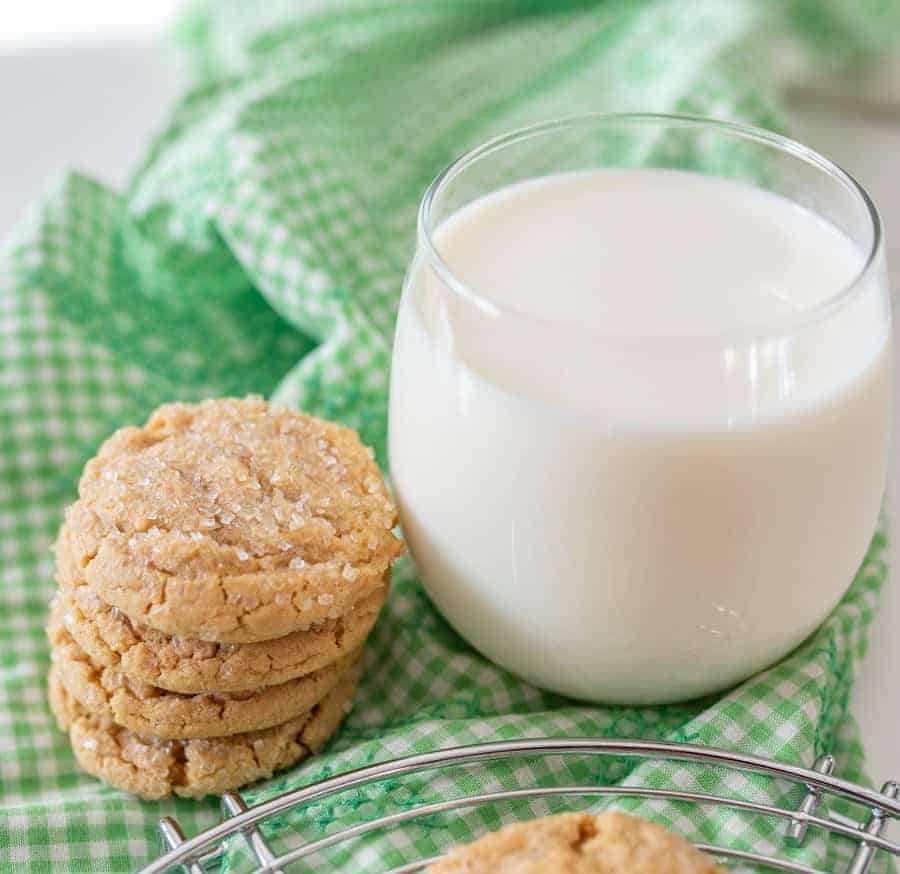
[1,1,898,871]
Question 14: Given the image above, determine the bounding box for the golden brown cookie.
[426,811,725,874]
[57,397,403,643]
[49,613,361,739]
[54,579,386,693]
[48,659,360,799]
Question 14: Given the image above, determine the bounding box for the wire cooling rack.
[138,738,900,874]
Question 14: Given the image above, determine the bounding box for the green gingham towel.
[1,2,898,872]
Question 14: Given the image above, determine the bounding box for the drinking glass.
[388,114,891,704]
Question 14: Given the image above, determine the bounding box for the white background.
[1,6,898,786]
[1,2,180,50]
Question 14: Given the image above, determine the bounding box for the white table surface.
[1,40,898,781]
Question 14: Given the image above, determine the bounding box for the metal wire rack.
[139,738,900,874]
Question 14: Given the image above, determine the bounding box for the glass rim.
[417,111,884,342]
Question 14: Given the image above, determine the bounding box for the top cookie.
[58,397,403,643]
[427,812,724,874]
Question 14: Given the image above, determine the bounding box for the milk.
[389,169,891,703]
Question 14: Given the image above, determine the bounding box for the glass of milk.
[388,114,891,704]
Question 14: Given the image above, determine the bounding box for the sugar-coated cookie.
[427,811,725,873]
[53,581,386,693]
[57,397,403,642]
[48,659,360,799]
[48,609,361,739]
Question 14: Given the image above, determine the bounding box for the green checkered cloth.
[1,1,898,871]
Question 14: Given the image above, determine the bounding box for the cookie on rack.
[48,609,361,739]
[48,659,361,800]
[427,811,724,873]
[53,579,387,693]
[57,396,403,643]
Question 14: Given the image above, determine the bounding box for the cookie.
[49,660,359,800]
[57,397,403,642]
[427,811,725,873]
[54,579,386,693]
[49,612,361,739]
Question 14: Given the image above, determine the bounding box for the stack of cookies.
[47,397,403,799]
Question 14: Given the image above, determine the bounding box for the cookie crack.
[333,615,346,650]
[572,818,598,855]
[79,549,100,572]
[210,696,227,721]
[168,742,188,790]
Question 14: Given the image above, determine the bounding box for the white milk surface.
[389,169,891,703]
